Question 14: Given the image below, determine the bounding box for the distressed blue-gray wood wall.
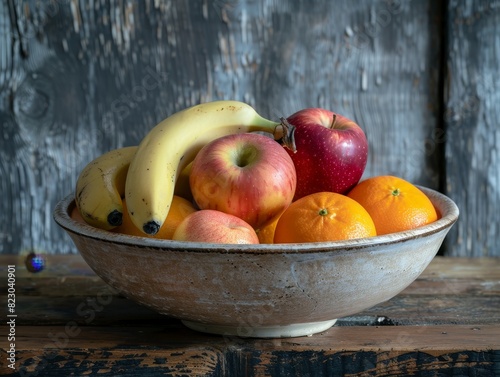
[0,0,498,256]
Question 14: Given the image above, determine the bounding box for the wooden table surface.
[1,255,499,376]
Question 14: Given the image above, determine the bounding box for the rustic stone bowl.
[54,187,458,338]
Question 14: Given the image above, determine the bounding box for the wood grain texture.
[0,0,496,257]
[4,325,499,377]
[1,255,499,375]
[444,1,500,256]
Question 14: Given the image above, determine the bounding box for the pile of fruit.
[73,100,439,244]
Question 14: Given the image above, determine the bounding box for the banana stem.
[279,117,297,153]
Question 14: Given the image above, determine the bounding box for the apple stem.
[330,113,337,129]
[279,117,297,153]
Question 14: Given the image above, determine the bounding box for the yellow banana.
[75,146,137,230]
[125,100,295,235]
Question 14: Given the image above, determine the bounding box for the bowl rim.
[53,186,459,254]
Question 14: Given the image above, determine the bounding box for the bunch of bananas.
[75,100,295,235]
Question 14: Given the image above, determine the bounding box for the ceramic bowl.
[53,187,458,338]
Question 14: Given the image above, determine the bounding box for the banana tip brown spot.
[143,221,160,235]
[107,210,123,227]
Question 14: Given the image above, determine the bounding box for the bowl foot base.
[181,318,337,338]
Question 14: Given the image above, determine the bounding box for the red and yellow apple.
[172,209,259,244]
[189,133,297,229]
[284,108,368,200]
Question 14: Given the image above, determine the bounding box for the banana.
[125,100,295,235]
[75,146,137,230]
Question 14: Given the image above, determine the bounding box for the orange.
[256,214,281,244]
[112,195,197,239]
[273,192,377,243]
[347,175,438,235]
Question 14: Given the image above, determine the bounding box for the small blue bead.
[26,253,45,273]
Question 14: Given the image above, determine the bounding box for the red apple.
[189,133,297,229]
[284,108,368,200]
[172,209,259,244]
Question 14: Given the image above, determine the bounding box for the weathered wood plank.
[1,256,499,375]
[418,256,500,278]
[7,325,224,376]
[4,325,499,377]
[3,293,498,327]
[10,324,500,352]
[444,1,500,256]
